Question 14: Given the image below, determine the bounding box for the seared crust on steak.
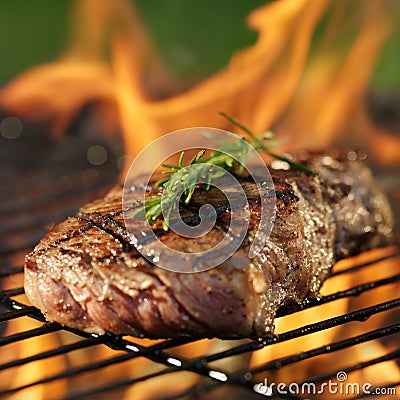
[24,152,393,338]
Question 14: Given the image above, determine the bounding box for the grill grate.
[0,113,399,399]
[1,251,399,399]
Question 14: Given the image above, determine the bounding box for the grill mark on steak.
[79,184,283,251]
[30,219,93,258]
[79,213,135,252]
[24,152,394,338]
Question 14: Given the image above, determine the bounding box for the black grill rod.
[0,287,25,297]
[65,367,300,400]
[278,272,400,316]
[0,322,60,347]
[239,323,400,378]
[0,293,234,388]
[0,336,103,371]
[0,352,138,397]
[1,281,398,397]
[0,295,51,324]
[0,294,396,396]
[0,330,234,399]
[65,367,175,400]
[51,308,400,400]
[0,306,40,323]
[300,347,400,385]
[184,323,400,400]
[100,334,235,391]
[0,177,115,214]
[1,290,399,375]
[0,334,215,398]
[329,250,400,278]
[2,281,399,352]
[194,298,400,366]
[0,337,224,398]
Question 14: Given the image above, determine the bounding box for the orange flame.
[0,0,398,171]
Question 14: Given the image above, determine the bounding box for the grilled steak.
[24,152,393,338]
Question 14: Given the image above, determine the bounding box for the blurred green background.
[0,0,399,91]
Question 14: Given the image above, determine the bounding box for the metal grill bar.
[0,306,39,322]
[191,298,400,366]
[1,289,398,365]
[1,287,398,398]
[276,271,400,315]
[0,353,138,397]
[0,287,24,297]
[72,328,400,400]
[329,251,400,277]
[307,273,400,305]
[154,324,400,400]
[0,337,103,370]
[0,335,209,397]
[0,250,399,399]
[246,323,400,376]
[75,372,300,400]
[0,323,60,346]
[303,348,400,385]
[67,367,180,400]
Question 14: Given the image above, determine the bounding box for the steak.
[24,152,393,338]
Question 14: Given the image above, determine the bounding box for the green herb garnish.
[135,112,314,230]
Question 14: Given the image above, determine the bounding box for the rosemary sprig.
[135,150,226,231]
[219,112,315,176]
[134,113,314,230]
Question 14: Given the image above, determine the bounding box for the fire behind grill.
[0,113,399,399]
